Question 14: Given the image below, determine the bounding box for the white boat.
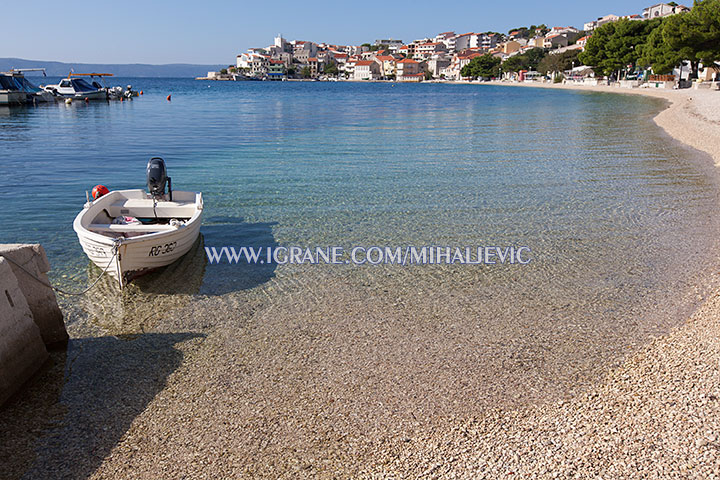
[43,73,108,100]
[73,159,203,288]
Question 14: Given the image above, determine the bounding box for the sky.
[4,0,659,65]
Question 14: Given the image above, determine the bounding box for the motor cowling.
[147,157,168,197]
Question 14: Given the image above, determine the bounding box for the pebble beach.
[2,83,720,479]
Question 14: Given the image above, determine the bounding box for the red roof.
[375,55,395,61]
[356,60,374,66]
[397,58,419,64]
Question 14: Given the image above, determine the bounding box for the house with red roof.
[374,55,397,78]
[543,34,569,49]
[396,58,424,81]
[353,60,380,80]
[413,42,448,60]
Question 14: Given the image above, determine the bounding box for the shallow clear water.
[4,79,720,476]
[1,80,718,308]
[1,79,719,382]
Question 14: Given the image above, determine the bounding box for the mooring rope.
[0,246,118,296]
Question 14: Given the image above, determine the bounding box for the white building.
[413,42,448,60]
[374,38,404,49]
[584,14,620,32]
[452,33,474,52]
[643,3,690,19]
[353,60,380,80]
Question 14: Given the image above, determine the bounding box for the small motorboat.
[10,69,55,103]
[1,68,55,105]
[43,73,109,101]
[0,73,28,105]
[73,158,203,288]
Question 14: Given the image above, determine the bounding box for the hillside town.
[203,2,719,88]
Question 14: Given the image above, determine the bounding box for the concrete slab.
[0,257,49,406]
[0,244,68,346]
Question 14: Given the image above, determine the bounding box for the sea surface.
[2,79,720,475]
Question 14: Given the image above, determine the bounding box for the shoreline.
[480,80,720,166]
[3,80,720,478]
[385,80,720,476]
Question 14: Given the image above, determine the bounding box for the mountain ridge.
[0,58,228,77]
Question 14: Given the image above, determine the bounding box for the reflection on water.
[200,217,278,295]
[74,217,279,335]
[78,235,208,335]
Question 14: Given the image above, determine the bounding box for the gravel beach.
[2,83,720,479]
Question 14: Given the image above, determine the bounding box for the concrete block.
[0,244,68,346]
[0,257,49,406]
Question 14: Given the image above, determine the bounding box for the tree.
[220,68,228,75]
[324,61,339,76]
[509,27,530,38]
[637,19,684,73]
[460,54,502,79]
[579,18,661,76]
[501,48,547,73]
[301,66,311,78]
[529,24,549,36]
[524,47,547,68]
[537,49,581,74]
[502,55,529,73]
[662,0,720,79]
[424,69,434,80]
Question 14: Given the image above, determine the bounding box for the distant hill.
[0,58,228,77]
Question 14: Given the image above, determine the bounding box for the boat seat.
[89,223,180,233]
[108,199,196,218]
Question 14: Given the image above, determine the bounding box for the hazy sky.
[6,0,658,65]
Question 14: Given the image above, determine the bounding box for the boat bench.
[89,223,180,234]
[107,199,196,219]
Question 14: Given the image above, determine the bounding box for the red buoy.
[140,90,144,95]
[84,97,89,103]
[92,185,110,200]
[166,94,172,101]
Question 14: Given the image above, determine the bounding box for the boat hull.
[74,189,203,288]
[64,90,108,101]
[0,90,29,105]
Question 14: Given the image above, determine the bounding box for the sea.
[2,77,720,413]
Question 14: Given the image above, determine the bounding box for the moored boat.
[0,74,27,105]
[73,158,203,288]
[44,73,110,100]
[10,69,55,103]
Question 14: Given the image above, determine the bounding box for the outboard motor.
[147,157,172,200]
